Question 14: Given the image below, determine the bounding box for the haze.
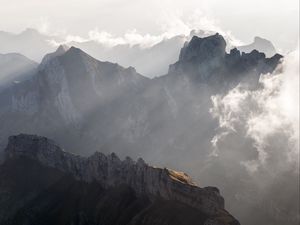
[0,0,298,52]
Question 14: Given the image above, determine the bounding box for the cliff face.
[168,33,282,88]
[0,134,240,225]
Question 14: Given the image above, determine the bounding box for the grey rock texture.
[168,33,282,88]
[1,134,240,225]
[0,33,283,159]
[5,134,224,216]
[0,34,285,225]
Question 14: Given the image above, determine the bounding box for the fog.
[0,35,298,225]
[0,1,299,224]
[208,48,299,224]
[0,0,298,52]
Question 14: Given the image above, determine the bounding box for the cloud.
[210,46,299,174]
[48,9,242,49]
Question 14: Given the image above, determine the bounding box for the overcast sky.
[0,0,298,51]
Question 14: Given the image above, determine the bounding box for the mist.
[208,47,299,224]
[0,1,298,224]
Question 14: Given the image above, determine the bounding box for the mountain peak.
[60,46,93,62]
[179,33,226,62]
[39,45,71,68]
[66,46,84,55]
[55,44,70,54]
[168,33,282,86]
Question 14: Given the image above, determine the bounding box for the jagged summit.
[1,134,240,224]
[65,45,85,55]
[5,134,199,188]
[55,44,70,54]
[179,33,226,62]
[169,33,282,86]
[4,134,229,217]
[39,44,70,68]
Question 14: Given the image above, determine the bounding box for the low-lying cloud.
[46,10,243,49]
[210,47,299,174]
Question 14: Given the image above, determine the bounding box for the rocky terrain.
[168,33,281,89]
[0,134,240,225]
[0,33,289,225]
[0,28,278,77]
[0,33,282,155]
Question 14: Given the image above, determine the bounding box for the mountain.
[0,28,61,61]
[237,36,277,57]
[0,28,186,77]
[0,53,37,90]
[168,33,282,89]
[0,134,240,225]
[0,45,148,150]
[0,34,285,225]
[0,33,282,157]
[70,35,187,77]
[0,28,278,78]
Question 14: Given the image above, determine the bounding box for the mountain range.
[0,33,282,157]
[0,28,278,77]
[0,52,37,90]
[0,32,291,225]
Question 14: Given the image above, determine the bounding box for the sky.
[0,0,299,52]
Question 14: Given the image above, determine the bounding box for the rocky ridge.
[168,33,282,87]
[4,134,227,218]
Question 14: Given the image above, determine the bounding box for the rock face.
[179,34,226,62]
[169,33,282,88]
[0,34,286,225]
[0,33,283,158]
[0,134,240,225]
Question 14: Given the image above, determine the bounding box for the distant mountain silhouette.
[0,52,37,90]
[237,36,277,57]
[0,28,279,77]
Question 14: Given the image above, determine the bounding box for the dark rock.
[0,134,240,225]
[169,34,282,87]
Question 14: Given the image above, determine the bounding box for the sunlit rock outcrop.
[0,134,240,225]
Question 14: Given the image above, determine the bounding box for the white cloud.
[210,46,299,174]
[46,9,242,49]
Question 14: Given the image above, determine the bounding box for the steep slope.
[71,35,186,77]
[0,134,240,225]
[0,45,149,153]
[0,53,37,90]
[0,34,282,157]
[0,28,278,78]
[0,34,287,225]
[0,28,60,61]
[168,33,282,89]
